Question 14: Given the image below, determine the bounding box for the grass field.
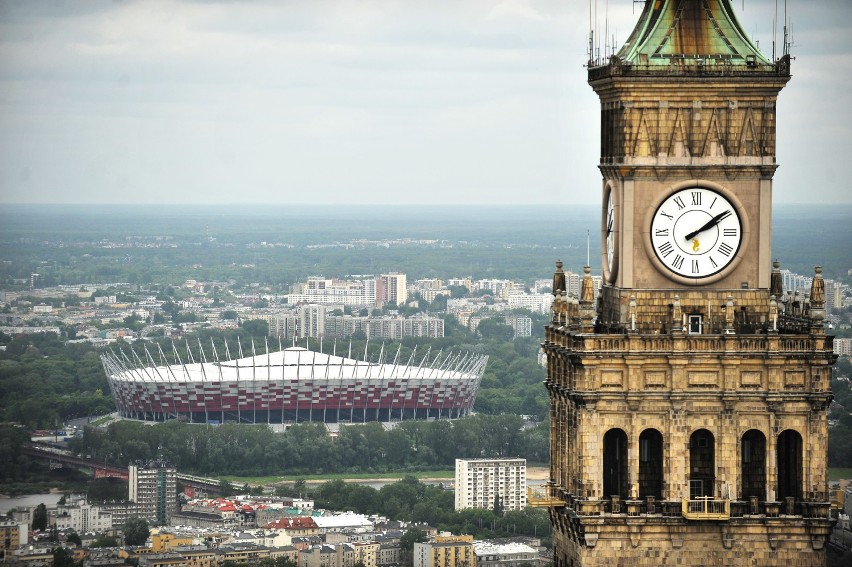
[222,470,456,486]
[829,468,852,481]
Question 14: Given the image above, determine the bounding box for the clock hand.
[684,210,731,241]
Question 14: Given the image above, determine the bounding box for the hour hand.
[685,210,731,241]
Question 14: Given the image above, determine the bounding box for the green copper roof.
[616,0,772,66]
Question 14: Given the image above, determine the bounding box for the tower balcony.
[556,495,832,522]
[527,484,566,508]
[682,497,730,520]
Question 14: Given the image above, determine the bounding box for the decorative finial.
[770,260,783,298]
[580,265,595,304]
[809,266,825,325]
[552,260,566,296]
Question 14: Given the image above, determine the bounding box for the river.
[0,493,63,515]
[1,477,547,513]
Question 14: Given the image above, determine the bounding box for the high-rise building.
[269,313,298,339]
[454,458,527,512]
[537,2,834,566]
[299,304,326,338]
[128,460,177,526]
[378,273,407,307]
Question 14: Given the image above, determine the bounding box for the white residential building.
[834,338,852,357]
[299,304,326,338]
[128,460,177,526]
[287,277,377,307]
[54,498,114,533]
[507,293,553,314]
[503,315,532,338]
[454,458,527,512]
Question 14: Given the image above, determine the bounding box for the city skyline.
[1,0,850,206]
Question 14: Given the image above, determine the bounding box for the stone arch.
[777,429,803,500]
[638,428,664,499]
[740,429,767,500]
[603,428,629,499]
[689,429,715,498]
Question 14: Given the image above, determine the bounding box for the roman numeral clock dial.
[649,187,743,281]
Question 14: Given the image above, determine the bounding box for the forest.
[69,415,548,477]
[1,204,850,288]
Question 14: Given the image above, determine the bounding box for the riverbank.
[224,466,550,487]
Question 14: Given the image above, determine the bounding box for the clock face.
[649,187,742,279]
[606,192,615,272]
[602,185,618,282]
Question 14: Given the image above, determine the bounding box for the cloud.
[487,0,551,23]
[0,0,850,205]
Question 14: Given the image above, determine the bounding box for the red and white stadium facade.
[102,345,487,424]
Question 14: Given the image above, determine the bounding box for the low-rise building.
[0,517,22,562]
[473,541,540,567]
[54,498,114,534]
[413,535,474,567]
[299,543,354,567]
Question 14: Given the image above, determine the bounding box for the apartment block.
[413,535,474,567]
[454,458,527,511]
[0,517,22,562]
[128,460,177,526]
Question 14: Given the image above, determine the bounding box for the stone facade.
[541,2,835,566]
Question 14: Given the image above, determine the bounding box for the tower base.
[551,508,832,567]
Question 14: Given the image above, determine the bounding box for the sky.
[0,0,850,206]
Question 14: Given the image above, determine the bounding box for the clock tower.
[536,1,836,566]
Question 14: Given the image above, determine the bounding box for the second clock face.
[649,187,742,279]
[605,189,615,277]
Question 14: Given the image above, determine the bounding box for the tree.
[493,493,504,517]
[477,318,515,341]
[51,547,77,567]
[221,310,239,320]
[400,528,428,567]
[219,478,234,497]
[67,532,82,546]
[32,503,48,531]
[123,516,150,546]
[241,319,268,337]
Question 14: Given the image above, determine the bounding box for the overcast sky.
[0,0,850,206]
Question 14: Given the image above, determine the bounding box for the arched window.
[777,429,803,500]
[740,429,766,500]
[689,429,715,498]
[603,428,628,499]
[638,428,663,499]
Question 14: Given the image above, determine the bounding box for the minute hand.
[685,210,731,241]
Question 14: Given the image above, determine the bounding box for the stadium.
[101,342,487,424]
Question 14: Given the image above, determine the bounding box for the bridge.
[22,444,129,480]
[24,443,230,495]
